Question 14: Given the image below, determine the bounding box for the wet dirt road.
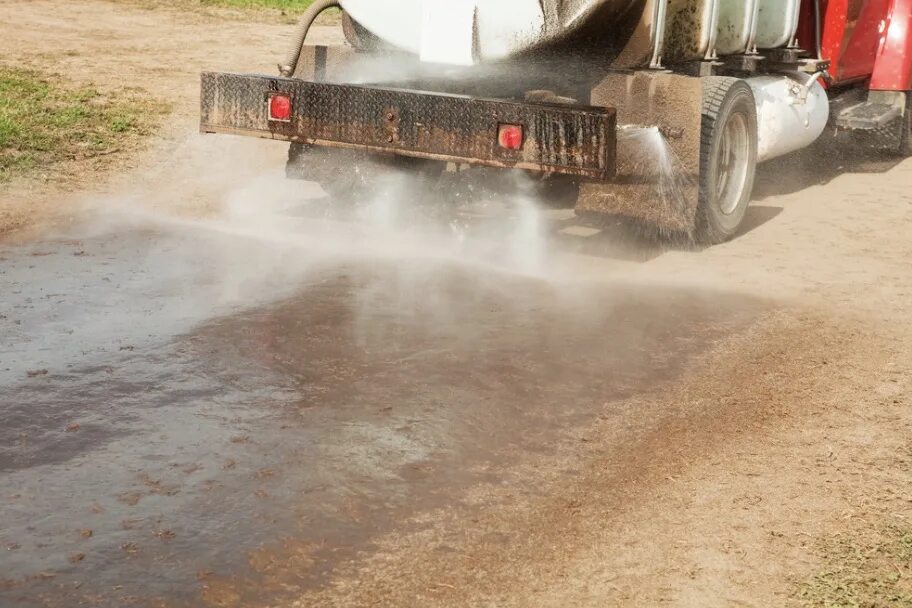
[0,212,766,606]
[3,2,912,606]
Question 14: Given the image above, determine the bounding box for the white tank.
[340,0,651,65]
[339,0,802,66]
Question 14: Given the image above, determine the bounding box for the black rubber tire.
[287,144,376,204]
[287,143,443,204]
[696,77,759,245]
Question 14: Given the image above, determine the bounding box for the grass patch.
[199,0,319,9]
[195,0,342,18]
[107,0,342,23]
[794,524,912,607]
[0,66,168,182]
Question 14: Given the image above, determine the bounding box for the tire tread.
[696,77,758,245]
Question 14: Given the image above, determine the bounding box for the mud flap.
[577,71,703,234]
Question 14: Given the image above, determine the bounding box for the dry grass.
[110,0,342,22]
[795,524,912,607]
[198,0,318,9]
[0,66,168,183]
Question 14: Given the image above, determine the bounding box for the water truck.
[200,0,912,243]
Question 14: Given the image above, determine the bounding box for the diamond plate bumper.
[200,72,616,180]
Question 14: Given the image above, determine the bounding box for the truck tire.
[287,143,378,204]
[696,77,758,245]
[287,143,443,204]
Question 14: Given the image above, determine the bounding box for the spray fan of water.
[106,164,553,284]
[616,125,696,223]
[64,122,702,324]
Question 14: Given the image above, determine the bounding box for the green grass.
[0,67,168,182]
[794,525,912,607]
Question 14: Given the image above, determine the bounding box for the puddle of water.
[1,230,765,606]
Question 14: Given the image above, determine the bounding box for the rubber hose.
[279,0,341,77]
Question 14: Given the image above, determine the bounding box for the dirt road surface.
[2,2,912,607]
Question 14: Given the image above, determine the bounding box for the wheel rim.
[715,111,751,216]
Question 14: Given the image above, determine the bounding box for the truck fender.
[870,0,912,91]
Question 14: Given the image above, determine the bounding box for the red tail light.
[497,124,524,150]
[268,94,292,122]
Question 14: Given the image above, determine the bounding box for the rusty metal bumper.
[200,72,616,180]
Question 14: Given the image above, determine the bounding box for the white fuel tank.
[747,74,830,162]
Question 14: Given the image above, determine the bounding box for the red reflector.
[268,94,292,122]
[498,124,524,150]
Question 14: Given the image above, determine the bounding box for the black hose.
[813,0,823,60]
[279,0,341,77]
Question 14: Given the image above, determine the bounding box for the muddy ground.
[2,1,912,607]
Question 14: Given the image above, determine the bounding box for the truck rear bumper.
[200,72,616,180]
